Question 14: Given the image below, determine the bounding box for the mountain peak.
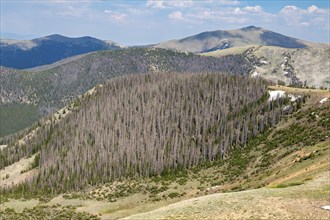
[38,34,98,43]
[42,34,68,41]
[1,34,122,69]
[241,26,262,31]
[156,26,324,53]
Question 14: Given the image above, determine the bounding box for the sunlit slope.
[203,46,330,89]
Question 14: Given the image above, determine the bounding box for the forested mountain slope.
[0,83,328,220]
[0,34,122,69]
[0,73,292,194]
[0,48,252,137]
[203,46,330,89]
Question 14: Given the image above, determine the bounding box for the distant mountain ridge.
[0,34,123,69]
[155,26,328,53]
[1,27,328,69]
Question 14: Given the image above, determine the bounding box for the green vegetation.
[168,192,180,199]
[31,153,40,169]
[0,103,40,138]
[275,182,304,188]
[0,204,100,220]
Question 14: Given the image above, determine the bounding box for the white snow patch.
[319,97,328,104]
[251,71,260,77]
[283,71,289,76]
[310,112,319,118]
[206,185,221,191]
[282,105,291,112]
[260,60,268,64]
[321,205,330,211]
[288,94,301,102]
[0,145,7,150]
[268,90,286,101]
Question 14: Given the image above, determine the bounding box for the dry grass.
[122,171,330,220]
[0,154,37,187]
[204,45,330,89]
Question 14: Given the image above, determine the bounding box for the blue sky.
[1,0,329,45]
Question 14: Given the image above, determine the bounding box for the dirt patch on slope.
[0,154,37,187]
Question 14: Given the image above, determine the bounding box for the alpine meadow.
[0,1,329,220]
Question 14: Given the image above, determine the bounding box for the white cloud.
[104,10,127,22]
[55,5,88,17]
[307,5,319,14]
[168,11,186,21]
[280,5,327,15]
[233,7,246,15]
[169,4,273,25]
[301,22,310,26]
[146,0,165,9]
[244,6,264,14]
[279,5,329,29]
[217,0,240,6]
[280,5,300,15]
[146,0,193,9]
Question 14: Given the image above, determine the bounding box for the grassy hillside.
[203,46,330,89]
[0,48,252,137]
[124,171,330,220]
[0,85,328,219]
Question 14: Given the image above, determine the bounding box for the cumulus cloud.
[280,5,327,16]
[168,11,186,21]
[279,5,329,29]
[233,7,246,15]
[157,1,329,31]
[146,0,193,9]
[104,10,127,22]
[55,6,87,17]
[162,2,328,31]
[280,5,300,15]
[307,5,319,14]
[217,0,240,6]
[168,4,272,25]
[243,6,264,13]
